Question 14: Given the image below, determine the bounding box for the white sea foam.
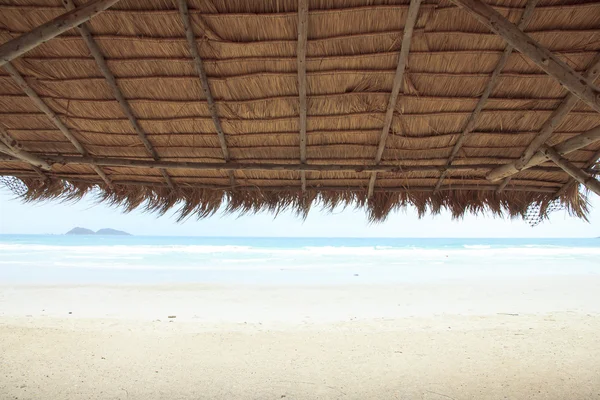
[2,243,600,273]
[2,242,600,256]
[0,244,254,255]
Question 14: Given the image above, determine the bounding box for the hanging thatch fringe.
[1,175,589,223]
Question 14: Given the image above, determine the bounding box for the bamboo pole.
[434,0,538,192]
[487,124,600,181]
[541,146,600,196]
[3,62,113,188]
[62,0,173,190]
[0,128,51,170]
[0,0,121,66]
[450,0,600,113]
[368,0,422,198]
[496,53,600,191]
[177,0,235,188]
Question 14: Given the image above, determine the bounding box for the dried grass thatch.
[1,0,599,221]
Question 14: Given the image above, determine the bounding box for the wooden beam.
[450,0,600,113]
[0,142,17,157]
[368,0,422,198]
[0,0,121,66]
[434,0,538,192]
[367,173,377,198]
[554,148,600,197]
[3,63,86,154]
[3,62,113,188]
[297,0,308,165]
[518,54,600,168]
[2,156,586,176]
[0,153,17,162]
[0,127,51,170]
[62,0,155,159]
[0,149,48,181]
[541,146,600,196]
[487,124,600,181]
[177,0,229,159]
[35,155,570,174]
[297,0,309,193]
[0,172,561,194]
[62,0,173,190]
[177,0,235,188]
[496,53,600,192]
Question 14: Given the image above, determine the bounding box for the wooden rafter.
[3,62,112,188]
[177,0,235,188]
[487,124,600,181]
[450,0,600,113]
[0,0,121,66]
[0,127,51,171]
[434,0,538,192]
[0,148,49,181]
[540,146,600,196]
[495,53,600,192]
[7,155,578,176]
[0,171,562,195]
[554,149,600,197]
[368,0,422,198]
[297,0,309,192]
[62,0,174,190]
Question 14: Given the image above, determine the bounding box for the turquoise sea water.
[0,235,599,285]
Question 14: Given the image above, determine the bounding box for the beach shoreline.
[2,277,600,399]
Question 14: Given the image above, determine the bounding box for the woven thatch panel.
[1,0,599,221]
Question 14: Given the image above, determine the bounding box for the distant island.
[66,227,132,236]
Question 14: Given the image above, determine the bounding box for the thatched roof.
[1,0,599,221]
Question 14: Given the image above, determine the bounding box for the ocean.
[1,235,599,285]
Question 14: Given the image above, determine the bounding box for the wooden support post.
[487,124,600,181]
[62,0,173,190]
[177,0,235,188]
[434,0,537,192]
[368,0,422,198]
[0,0,121,66]
[450,0,600,113]
[0,127,51,170]
[3,62,113,188]
[541,146,600,196]
[297,0,309,193]
[496,53,600,192]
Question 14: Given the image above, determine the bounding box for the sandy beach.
[1,276,600,399]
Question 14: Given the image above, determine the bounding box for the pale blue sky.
[0,189,598,237]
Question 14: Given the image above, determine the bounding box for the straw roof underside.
[1,0,599,221]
